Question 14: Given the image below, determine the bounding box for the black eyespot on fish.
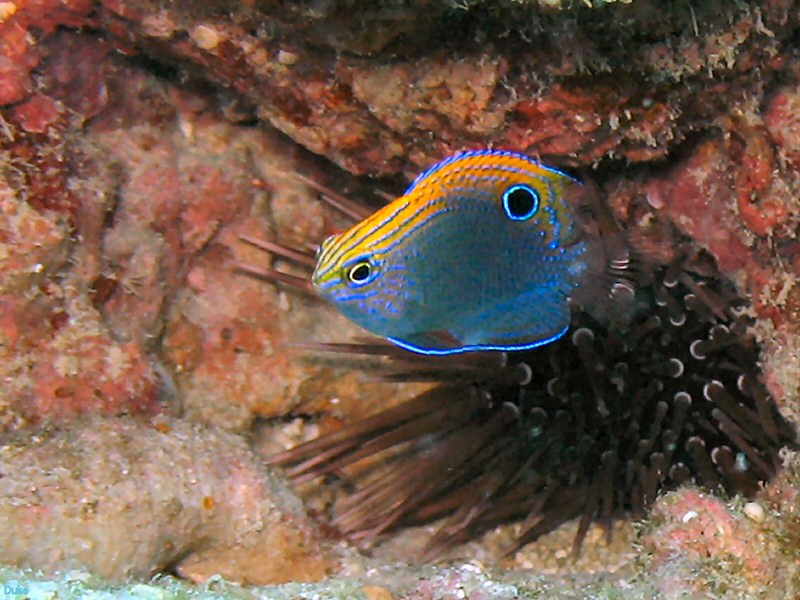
[502,184,540,221]
[347,261,372,285]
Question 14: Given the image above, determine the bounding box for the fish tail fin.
[572,233,641,328]
[564,180,642,328]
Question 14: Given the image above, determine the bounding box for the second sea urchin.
[246,177,797,560]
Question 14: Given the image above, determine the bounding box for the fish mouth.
[310,267,331,294]
[310,269,323,290]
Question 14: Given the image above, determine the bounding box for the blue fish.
[312,149,627,355]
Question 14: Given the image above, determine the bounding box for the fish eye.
[346,260,373,285]
[502,184,540,221]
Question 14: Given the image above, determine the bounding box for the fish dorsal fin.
[404,149,578,195]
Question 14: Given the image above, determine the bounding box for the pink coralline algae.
[0,0,95,105]
[0,178,158,428]
[0,13,416,434]
[639,479,799,598]
[627,99,800,334]
[764,85,800,171]
[0,30,158,428]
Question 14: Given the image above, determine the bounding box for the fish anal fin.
[387,330,466,355]
[459,290,572,352]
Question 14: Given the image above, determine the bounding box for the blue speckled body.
[312,149,593,355]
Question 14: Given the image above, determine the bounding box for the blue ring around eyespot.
[502,184,540,221]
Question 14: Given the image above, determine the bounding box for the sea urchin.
[241,173,797,561]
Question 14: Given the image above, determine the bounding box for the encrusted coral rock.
[0,417,339,583]
[643,490,771,591]
[83,0,796,175]
[640,465,800,600]
[0,176,158,429]
[0,180,68,295]
[0,0,94,105]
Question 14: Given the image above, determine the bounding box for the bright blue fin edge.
[386,323,569,356]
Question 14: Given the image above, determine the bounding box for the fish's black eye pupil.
[348,262,372,284]
[502,184,539,221]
